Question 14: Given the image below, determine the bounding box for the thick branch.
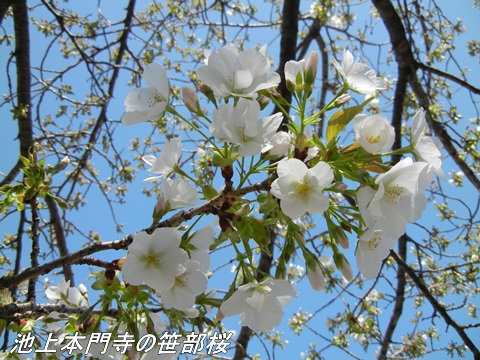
[0,236,133,290]
[378,66,409,357]
[371,0,480,191]
[0,0,14,28]
[234,1,300,359]
[391,250,480,358]
[0,176,274,290]
[27,198,40,302]
[417,62,480,95]
[0,302,119,322]
[45,195,74,285]
[378,235,407,359]
[12,0,33,158]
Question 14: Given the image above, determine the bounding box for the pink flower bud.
[307,263,326,291]
[305,51,319,84]
[269,131,291,157]
[336,93,351,106]
[154,195,166,214]
[182,86,201,114]
[338,258,354,282]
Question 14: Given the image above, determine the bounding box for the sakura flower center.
[384,184,406,205]
[368,236,381,251]
[295,179,312,200]
[174,273,188,289]
[143,88,165,108]
[366,135,380,144]
[143,251,165,268]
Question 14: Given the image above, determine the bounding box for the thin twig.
[391,250,480,359]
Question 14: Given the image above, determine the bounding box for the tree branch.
[371,0,480,191]
[45,195,74,285]
[391,250,480,359]
[12,0,34,158]
[0,236,133,291]
[234,1,300,358]
[378,64,409,358]
[417,62,480,95]
[0,0,13,27]
[378,235,407,359]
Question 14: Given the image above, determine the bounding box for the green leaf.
[326,97,374,142]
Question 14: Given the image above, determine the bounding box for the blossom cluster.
[114,45,443,335]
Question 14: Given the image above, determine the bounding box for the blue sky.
[1,1,479,359]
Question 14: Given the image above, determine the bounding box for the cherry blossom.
[196,45,280,99]
[187,224,215,274]
[270,158,334,219]
[220,278,297,332]
[285,51,319,91]
[142,137,182,181]
[160,261,208,311]
[353,114,395,154]
[210,98,283,156]
[354,159,433,279]
[45,278,89,308]
[162,177,199,210]
[410,108,445,179]
[122,63,170,125]
[355,186,402,279]
[332,49,387,95]
[122,228,188,292]
[367,157,433,224]
[268,131,291,157]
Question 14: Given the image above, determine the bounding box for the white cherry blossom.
[122,63,170,125]
[210,98,283,156]
[220,278,296,332]
[368,157,433,224]
[122,228,188,292]
[162,177,199,210]
[355,186,402,279]
[142,137,182,181]
[196,45,280,99]
[285,51,319,90]
[160,261,208,311]
[410,108,445,179]
[353,114,395,154]
[270,158,334,219]
[187,225,215,274]
[268,131,291,157]
[45,278,89,308]
[332,49,387,95]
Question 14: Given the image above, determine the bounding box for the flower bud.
[182,86,201,114]
[258,94,270,110]
[154,195,166,214]
[269,131,291,157]
[336,93,351,106]
[334,253,354,282]
[198,84,216,106]
[307,262,326,291]
[305,51,319,85]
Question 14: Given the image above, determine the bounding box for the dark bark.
[391,248,480,359]
[0,0,13,27]
[12,0,33,157]
[45,195,74,285]
[233,1,300,358]
[371,0,480,191]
